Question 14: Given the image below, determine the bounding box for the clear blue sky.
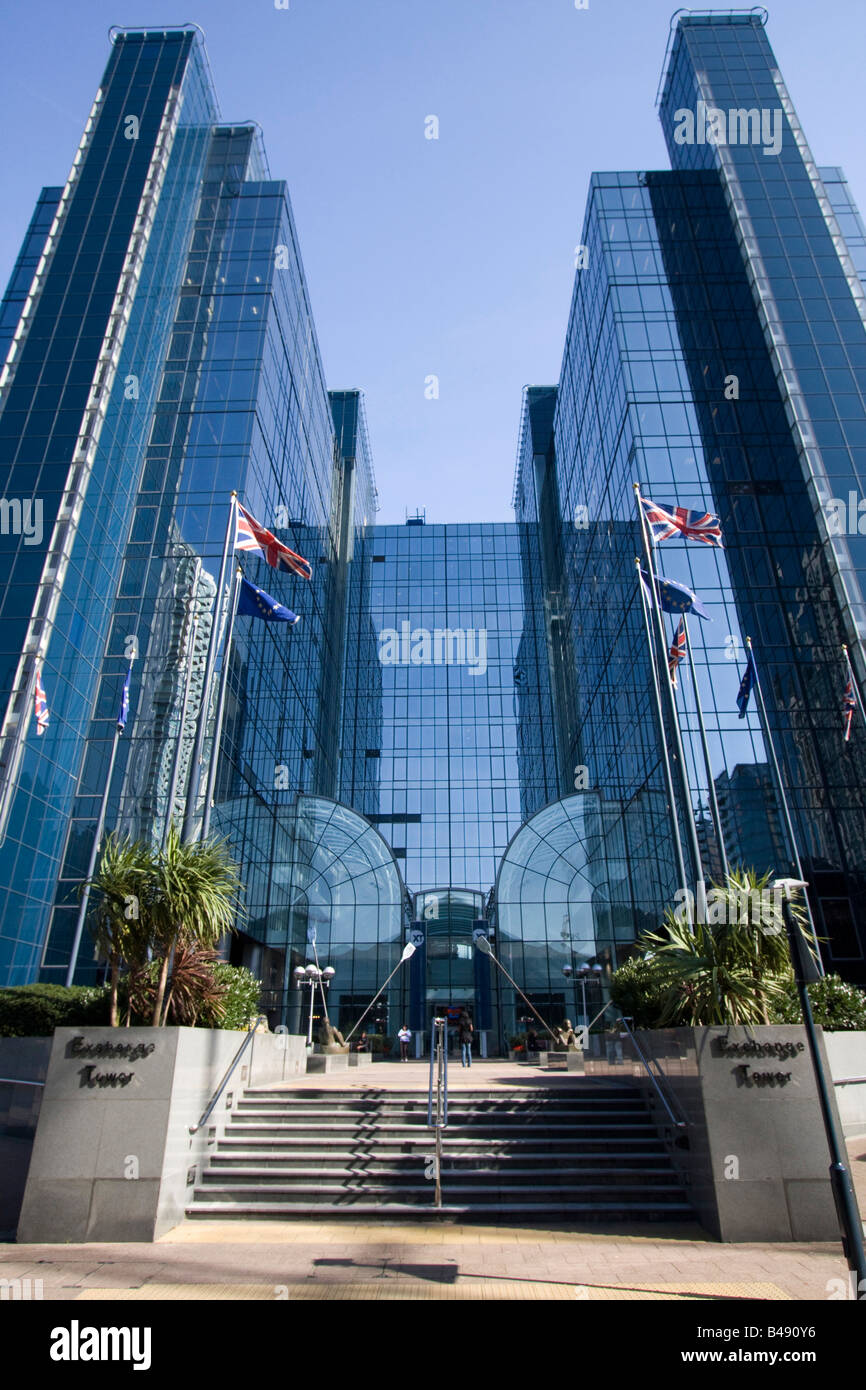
[1,0,864,522]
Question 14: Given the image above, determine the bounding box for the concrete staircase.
[186,1081,694,1222]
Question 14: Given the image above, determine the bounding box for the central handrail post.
[427,1015,447,1208]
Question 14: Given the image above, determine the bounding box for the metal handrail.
[427,1016,448,1208]
[0,1077,45,1086]
[614,1013,687,1129]
[189,1015,266,1135]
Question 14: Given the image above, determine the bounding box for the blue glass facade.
[0,32,217,981]
[656,14,866,970]
[1,13,866,1044]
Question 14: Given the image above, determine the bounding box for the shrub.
[122,955,261,1030]
[208,964,262,1030]
[772,973,866,1031]
[609,956,673,1029]
[0,983,111,1037]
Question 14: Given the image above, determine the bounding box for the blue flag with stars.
[237,577,300,625]
[737,650,756,719]
[639,567,710,619]
[117,663,132,733]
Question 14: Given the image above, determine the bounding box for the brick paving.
[3,1211,855,1301]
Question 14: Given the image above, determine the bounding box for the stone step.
[208,1151,670,1169]
[186,1080,692,1227]
[215,1134,668,1152]
[185,1200,695,1222]
[201,1165,683,1184]
[192,1181,689,1204]
[240,1089,641,1105]
[233,1102,649,1119]
[222,1112,656,1134]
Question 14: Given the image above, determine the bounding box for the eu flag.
[117,663,132,733]
[639,568,710,619]
[737,651,755,718]
[237,577,300,625]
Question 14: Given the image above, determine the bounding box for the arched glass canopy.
[284,796,408,1017]
[494,794,613,1025]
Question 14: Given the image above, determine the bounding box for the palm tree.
[638,870,815,1026]
[85,834,151,1026]
[148,825,243,1026]
[707,868,811,1024]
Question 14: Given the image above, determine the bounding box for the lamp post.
[563,961,602,1029]
[772,878,866,1293]
[293,962,335,1046]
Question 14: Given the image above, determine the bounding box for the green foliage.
[609,955,672,1029]
[0,983,111,1037]
[360,1032,392,1055]
[620,870,818,1027]
[772,973,866,1031]
[147,826,244,1025]
[208,964,262,1031]
[86,834,152,1026]
[84,827,244,1026]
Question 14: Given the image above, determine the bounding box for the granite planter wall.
[823,1032,866,1138]
[585,1024,851,1242]
[16,1026,306,1243]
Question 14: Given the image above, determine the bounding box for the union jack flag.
[34,667,49,736]
[235,503,312,580]
[639,495,723,548]
[843,676,856,743]
[668,618,686,687]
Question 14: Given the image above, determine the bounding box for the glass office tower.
[519,11,866,984]
[656,12,866,972]
[0,31,218,982]
[1,13,866,1037]
[0,29,345,985]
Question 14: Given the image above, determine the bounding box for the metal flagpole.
[634,483,705,923]
[745,636,823,966]
[842,644,866,739]
[473,936,561,1047]
[344,943,417,1044]
[201,566,242,840]
[635,558,689,898]
[683,613,730,882]
[182,492,237,842]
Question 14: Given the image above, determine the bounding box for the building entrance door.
[410,889,496,1055]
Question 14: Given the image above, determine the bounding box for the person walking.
[397,1023,412,1061]
[458,1010,474,1067]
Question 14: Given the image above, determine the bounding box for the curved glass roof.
[495,793,611,958]
[291,796,405,912]
[284,799,408,995]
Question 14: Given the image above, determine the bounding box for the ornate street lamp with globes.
[293,962,336,1046]
[562,961,602,1029]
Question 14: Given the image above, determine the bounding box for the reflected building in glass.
[1,14,866,1050]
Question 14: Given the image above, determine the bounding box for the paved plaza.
[1,1216,856,1302]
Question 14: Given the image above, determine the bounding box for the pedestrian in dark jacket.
[458,1011,474,1067]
